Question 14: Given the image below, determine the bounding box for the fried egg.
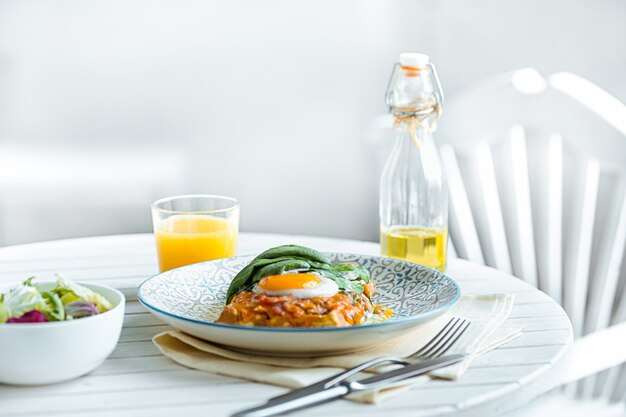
[254,272,339,298]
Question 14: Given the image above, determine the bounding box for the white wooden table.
[0,233,572,417]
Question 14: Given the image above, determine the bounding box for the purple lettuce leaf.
[6,310,49,323]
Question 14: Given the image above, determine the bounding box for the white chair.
[439,68,626,414]
[368,68,626,414]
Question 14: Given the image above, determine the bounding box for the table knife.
[231,354,466,417]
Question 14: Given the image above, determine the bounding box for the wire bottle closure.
[385,62,444,147]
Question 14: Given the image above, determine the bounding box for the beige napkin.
[153,294,521,404]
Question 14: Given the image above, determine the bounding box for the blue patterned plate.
[138,253,460,356]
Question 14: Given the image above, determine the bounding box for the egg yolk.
[258,273,320,291]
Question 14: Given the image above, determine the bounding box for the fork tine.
[422,319,471,360]
[415,318,464,359]
[412,317,459,357]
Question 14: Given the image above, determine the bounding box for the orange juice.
[155,215,237,272]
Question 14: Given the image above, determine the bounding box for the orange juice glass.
[151,195,240,272]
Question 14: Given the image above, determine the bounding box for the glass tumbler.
[151,195,240,272]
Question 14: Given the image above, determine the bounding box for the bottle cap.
[400,53,429,69]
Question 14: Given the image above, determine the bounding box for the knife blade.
[230,354,466,417]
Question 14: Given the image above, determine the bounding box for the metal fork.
[261,317,471,407]
[328,316,472,376]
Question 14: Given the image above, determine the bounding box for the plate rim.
[137,253,461,333]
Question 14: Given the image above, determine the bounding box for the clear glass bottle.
[380,53,448,271]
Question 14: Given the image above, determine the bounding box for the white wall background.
[0,0,624,245]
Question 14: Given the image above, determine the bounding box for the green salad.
[0,275,112,323]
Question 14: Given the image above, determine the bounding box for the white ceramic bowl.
[0,282,125,385]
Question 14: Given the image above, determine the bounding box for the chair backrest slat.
[440,145,485,264]
[610,239,626,328]
[611,365,626,403]
[473,142,513,273]
[563,159,600,338]
[546,133,564,304]
[533,132,564,303]
[585,179,626,334]
[448,235,458,258]
[508,125,538,286]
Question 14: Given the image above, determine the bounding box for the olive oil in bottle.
[379,53,448,271]
[380,227,448,271]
